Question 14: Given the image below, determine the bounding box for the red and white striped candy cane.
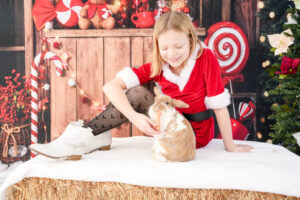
[31,50,63,158]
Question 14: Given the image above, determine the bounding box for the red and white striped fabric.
[31,51,63,158]
[55,0,83,27]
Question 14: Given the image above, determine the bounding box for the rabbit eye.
[166,102,169,105]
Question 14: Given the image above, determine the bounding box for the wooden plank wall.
[49,36,153,140]
[50,38,77,140]
[233,0,258,47]
[104,37,131,137]
[24,0,33,78]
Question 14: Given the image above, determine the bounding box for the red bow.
[32,0,57,30]
[85,1,110,19]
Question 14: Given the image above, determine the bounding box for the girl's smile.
[158,29,191,75]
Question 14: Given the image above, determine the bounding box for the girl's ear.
[154,86,161,96]
[172,99,189,108]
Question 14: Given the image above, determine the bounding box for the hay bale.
[6,177,299,200]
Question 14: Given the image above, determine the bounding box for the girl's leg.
[29,82,155,159]
[84,82,155,135]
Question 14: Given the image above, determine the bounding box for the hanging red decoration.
[238,101,255,122]
[81,96,90,104]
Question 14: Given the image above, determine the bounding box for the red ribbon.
[85,1,110,19]
[32,0,57,31]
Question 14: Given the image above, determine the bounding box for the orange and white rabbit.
[148,87,196,162]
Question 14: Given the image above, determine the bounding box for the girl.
[30,11,253,160]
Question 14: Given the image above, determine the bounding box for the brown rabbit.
[148,87,196,162]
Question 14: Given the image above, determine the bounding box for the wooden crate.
[45,28,206,140]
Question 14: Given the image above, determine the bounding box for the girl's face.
[158,29,191,71]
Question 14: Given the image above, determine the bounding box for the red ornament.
[162,7,170,13]
[183,7,189,13]
[139,7,145,12]
[238,101,255,121]
[121,13,127,19]
[193,20,200,28]
[204,22,249,86]
[81,96,90,104]
[217,118,249,140]
[53,41,61,49]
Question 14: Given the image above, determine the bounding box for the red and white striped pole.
[30,50,63,158]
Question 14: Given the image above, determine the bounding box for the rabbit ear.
[172,99,189,108]
[153,86,161,96]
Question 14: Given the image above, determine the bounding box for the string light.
[264,91,269,97]
[67,65,103,109]
[43,83,50,90]
[41,35,105,111]
[262,60,270,68]
[257,1,264,9]
[272,103,278,107]
[259,35,266,43]
[269,11,275,19]
[256,132,262,139]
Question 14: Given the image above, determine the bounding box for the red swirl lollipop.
[204,22,249,85]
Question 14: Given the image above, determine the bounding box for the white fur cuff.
[116,67,140,90]
[205,89,231,109]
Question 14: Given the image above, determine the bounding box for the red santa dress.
[117,43,231,148]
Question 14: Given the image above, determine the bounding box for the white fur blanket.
[0,136,300,199]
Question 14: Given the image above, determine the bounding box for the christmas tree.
[257,0,300,155]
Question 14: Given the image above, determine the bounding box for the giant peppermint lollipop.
[204,22,249,86]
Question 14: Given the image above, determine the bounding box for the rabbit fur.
[148,87,196,162]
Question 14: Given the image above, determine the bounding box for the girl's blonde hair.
[151,11,203,77]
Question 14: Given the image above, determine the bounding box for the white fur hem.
[205,89,231,109]
[162,43,201,92]
[116,67,140,90]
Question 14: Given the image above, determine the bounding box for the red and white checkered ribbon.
[30,50,63,158]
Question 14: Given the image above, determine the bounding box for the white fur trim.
[162,43,201,92]
[205,88,231,109]
[116,67,140,90]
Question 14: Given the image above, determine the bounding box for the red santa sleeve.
[116,63,152,89]
[203,49,231,109]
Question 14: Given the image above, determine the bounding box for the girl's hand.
[130,113,160,136]
[225,144,254,152]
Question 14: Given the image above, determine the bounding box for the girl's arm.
[103,78,159,136]
[213,107,253,152]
